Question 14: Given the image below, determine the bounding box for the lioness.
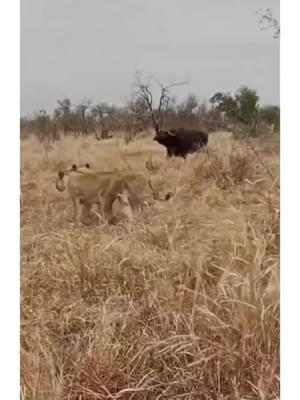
[55,164,172,226]
[71,163,173,205]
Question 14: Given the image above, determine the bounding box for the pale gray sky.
[21,0,279,116]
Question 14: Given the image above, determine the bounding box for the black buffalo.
[153,128,208,158]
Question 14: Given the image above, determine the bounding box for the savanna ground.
[21,130,279,400]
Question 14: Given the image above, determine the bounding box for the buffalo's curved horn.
[167,130,176,136]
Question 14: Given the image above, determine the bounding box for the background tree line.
[21,7,280,144]
[20,80,280,143]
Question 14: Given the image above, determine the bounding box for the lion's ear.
[72,164,77,170]
[58,171,64,179]
[85,163,90,169]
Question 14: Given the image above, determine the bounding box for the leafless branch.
[138,84,156,131]
[134,72,188,133]
[155,79,189,91]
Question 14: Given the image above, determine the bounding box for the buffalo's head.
[153,130,176,144]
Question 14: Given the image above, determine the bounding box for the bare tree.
[180,93,199,115]
[123,113,143,144]
[76,98,93,135]
[175,93,200,128]
[121,95,149,143]
[55,98,72,135]
[128,96,149,128]
[35,109,55,142]
[91,103,114,140]
[133,71,188,135]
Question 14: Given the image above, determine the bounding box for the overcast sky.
[21,0,279,116]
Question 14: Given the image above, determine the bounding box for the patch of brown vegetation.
[21,132,279,399]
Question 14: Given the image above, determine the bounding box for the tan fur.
[55,164,173,226]
[56,170,131,226]
[64,163,169,204]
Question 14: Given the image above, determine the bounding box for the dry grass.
[21,131,279,400]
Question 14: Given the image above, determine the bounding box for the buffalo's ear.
[167,130,176,136]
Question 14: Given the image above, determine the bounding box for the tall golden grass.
[21,131,279,399]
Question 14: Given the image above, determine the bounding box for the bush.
[258,106,280,132]
[193,146,255,190]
